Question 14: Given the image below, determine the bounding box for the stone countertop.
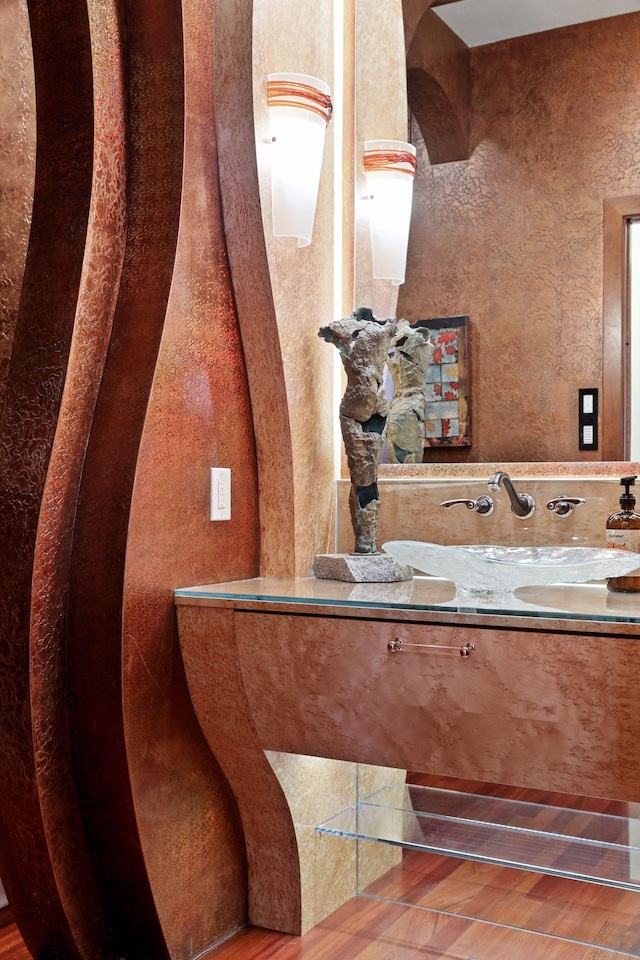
[174,576,640,637]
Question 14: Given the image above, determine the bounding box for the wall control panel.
[578,388,598,451]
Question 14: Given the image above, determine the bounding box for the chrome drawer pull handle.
[388,638,475,657]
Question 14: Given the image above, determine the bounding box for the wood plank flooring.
[3,775,640,960]
[0,921,28,960]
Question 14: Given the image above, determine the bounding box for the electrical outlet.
[210,468,231,521]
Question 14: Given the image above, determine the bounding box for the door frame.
[603,196,640,460]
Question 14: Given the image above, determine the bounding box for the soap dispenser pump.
[606,475,640,592]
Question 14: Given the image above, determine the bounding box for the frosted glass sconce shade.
[364,140,417,285]
[267,73,332,247]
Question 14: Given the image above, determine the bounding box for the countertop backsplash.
[335,477,633,554]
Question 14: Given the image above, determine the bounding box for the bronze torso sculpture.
[319,307,396,554]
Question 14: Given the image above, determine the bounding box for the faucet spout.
[488,471,536,519]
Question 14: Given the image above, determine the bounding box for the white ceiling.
[434,0,640,47]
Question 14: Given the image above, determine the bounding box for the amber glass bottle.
[606,475,640,592]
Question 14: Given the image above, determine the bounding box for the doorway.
[630,218,640,460]
[603,197,640,459]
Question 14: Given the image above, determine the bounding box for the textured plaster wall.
[0,0,35,410]
[253,0,336,578]
[398,13,640,463]
[354,0,408,320]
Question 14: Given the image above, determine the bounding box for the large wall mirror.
[394,0,640,466]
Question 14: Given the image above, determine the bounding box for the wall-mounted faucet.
[441,496,494,516]
[488,471,536,519]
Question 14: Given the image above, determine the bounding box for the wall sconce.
[267,73,333,247]
[364,139,417,285]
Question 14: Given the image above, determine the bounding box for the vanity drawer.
[236,612,640,801]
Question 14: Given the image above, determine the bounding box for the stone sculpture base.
[313,553,413,583]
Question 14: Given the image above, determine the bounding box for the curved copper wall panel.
[30,0,131,956]
[177,607,302,935]
[0,0,95,956]
[64,0,185,954]
[0,0,266,954]
[121,0,261,952]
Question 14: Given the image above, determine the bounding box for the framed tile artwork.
[414,315,471,449]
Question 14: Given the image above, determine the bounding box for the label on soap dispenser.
[607,529,640,552]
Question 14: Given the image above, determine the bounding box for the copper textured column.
[177,607,301,935]
[64,0,188,955]
[1,0,264,954]
[121,0,261,952]
[30,0,136,956]
[0,0,96,956]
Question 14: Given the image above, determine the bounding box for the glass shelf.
[317,782,640,892]
[175,576,640,626]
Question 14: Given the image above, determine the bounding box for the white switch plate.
[210,468,231,521]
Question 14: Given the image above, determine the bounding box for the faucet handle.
[546,496,586,517]
[441,496,494,516]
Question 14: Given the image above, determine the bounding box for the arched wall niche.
[403,0,470,166]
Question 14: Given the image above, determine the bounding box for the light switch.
[210,468,231,521]
[578,388,598,451]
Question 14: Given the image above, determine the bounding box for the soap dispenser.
[606,475,640,592]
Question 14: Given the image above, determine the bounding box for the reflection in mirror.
[396,5,640,465]
[602,196,640,460]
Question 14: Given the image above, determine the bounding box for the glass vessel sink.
[382,541,640,602]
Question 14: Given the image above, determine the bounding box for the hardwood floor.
[208,890,638,960]
[3,776,640,960]
[0,922,29,960]
[208,775,640,960]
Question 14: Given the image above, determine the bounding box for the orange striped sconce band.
[267,78,333,126]
[363,147,417,178]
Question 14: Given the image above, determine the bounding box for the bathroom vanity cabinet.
[233,611,640,802]
[175,577,640,933]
